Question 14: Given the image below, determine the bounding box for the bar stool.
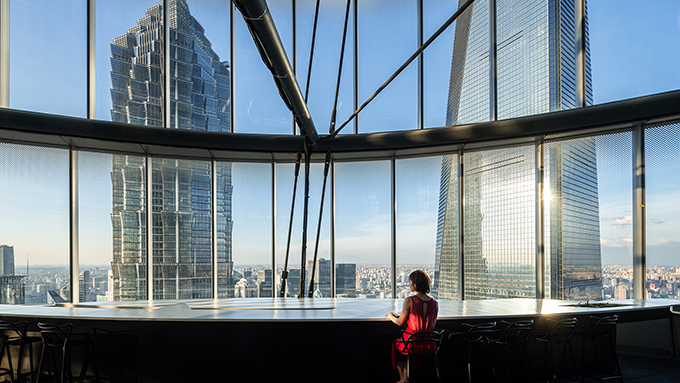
[580,315,623,382]
[533,317,580,383]
[395,330,444,382]
[459,322,498,383]
[0,320,42,383]
[36,323,100,383]
[493,319,535,383]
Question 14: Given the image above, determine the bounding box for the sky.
[1,0,679,268]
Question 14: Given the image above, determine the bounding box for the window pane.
[97,0,163,123]
[358,0,417,133]
[645,123,680,299]
[335,160,391,298]
[0,143,70,304]
[10,0,86,117]
[497,0,577,118]
[151,158,215,299]
[463,145,535,300]
[79,151,115,302]
[234,1,293,134]
[275,161,331,297]
[590,1,680,104]
[588,132,632,300]
[438,0,489,125]
[229,162,272,298]
[396,156,442,299]
[423,1,469,128]
[296,0,354,135]
[432,154,459,300]
[543,138,603,300]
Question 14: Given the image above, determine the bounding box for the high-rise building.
[308,258,332,298]
[109,0,233,300]
[336,263,356,298]
[257,269,273,298]
[0,245,15,276]
[435,0,602,300]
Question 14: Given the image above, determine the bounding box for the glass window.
[9,0,86,117]
[229,162,272,298]
[296,0,354,135]
[0,143,70,304]
[423,1,472,128]
[590,1,680,104]
[335,160,391,298]
[463,145,535,300]
[275,161,330,297]
[357,0,417,133]
[97,0,164,124]
[396,155,443,299]
[543,137,604,300]
[151,158,213,299]
[82,151,147,302]
[234,0,294,134]
[645,123,680,299]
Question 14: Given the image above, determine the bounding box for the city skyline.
[1,1,679,306]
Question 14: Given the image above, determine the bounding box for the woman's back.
[406,295,437,332]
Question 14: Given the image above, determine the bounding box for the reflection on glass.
[358,0,417,133]
[229,162,272,298]
[234,0,293,134]
[335,160,391,298]
[9,0,86,117]
[0,143,70,304]
[590,1,680,104]
[463,146,535,300]
[591,132,632,300]
[645,123,680,299]
[544,138,602,300]
[275,162,330,297]
[396,156,441,299]
[296,0,355,135]
[78,151,114,302]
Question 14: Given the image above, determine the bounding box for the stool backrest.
[546,317,577,342]
[38,322,73,348]
[589,315,618,338]
[463,322,497,344]
[499,319,533,344]
[399,330,444,356]
[0,320,28,342]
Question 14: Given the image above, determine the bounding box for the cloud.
[611,216,632,229]
[600,216,623,222]
[647,238,676,246]
[647,218,666,224]
[601,235,632,248]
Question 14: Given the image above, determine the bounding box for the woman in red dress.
[388,270,438,383]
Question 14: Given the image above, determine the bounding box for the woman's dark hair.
[409,270,431,294]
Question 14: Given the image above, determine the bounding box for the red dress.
[392,295,438,367]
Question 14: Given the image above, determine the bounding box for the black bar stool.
[493,319,535,383]
[532,317,580,383]
[395,330,444,383]
[0,320,42,383]
[580,315,623,382]
[36,323,100,383]
[459,322,498,383]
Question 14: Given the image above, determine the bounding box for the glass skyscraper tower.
[435,0,602,300]
[109,0,233,300]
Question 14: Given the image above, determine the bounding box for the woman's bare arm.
[387,297,412,327]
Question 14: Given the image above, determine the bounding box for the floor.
[616,353,680,383]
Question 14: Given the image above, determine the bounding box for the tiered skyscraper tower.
[435,0,602,300]
[109,0,233,300]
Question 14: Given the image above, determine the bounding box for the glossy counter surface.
[0,297,677,322]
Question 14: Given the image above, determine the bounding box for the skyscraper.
[335,263,356,298]
[109,0,233,300]
[0,245,15,275]
[435,0,602,300]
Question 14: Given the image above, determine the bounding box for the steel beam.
[633,125,646,299]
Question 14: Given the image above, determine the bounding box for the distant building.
[336,263,356,298]
[0,245,15,275]
[307,258,332,298]
[257,269,273,298]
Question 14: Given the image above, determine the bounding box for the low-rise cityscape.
[7,246,678,305]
